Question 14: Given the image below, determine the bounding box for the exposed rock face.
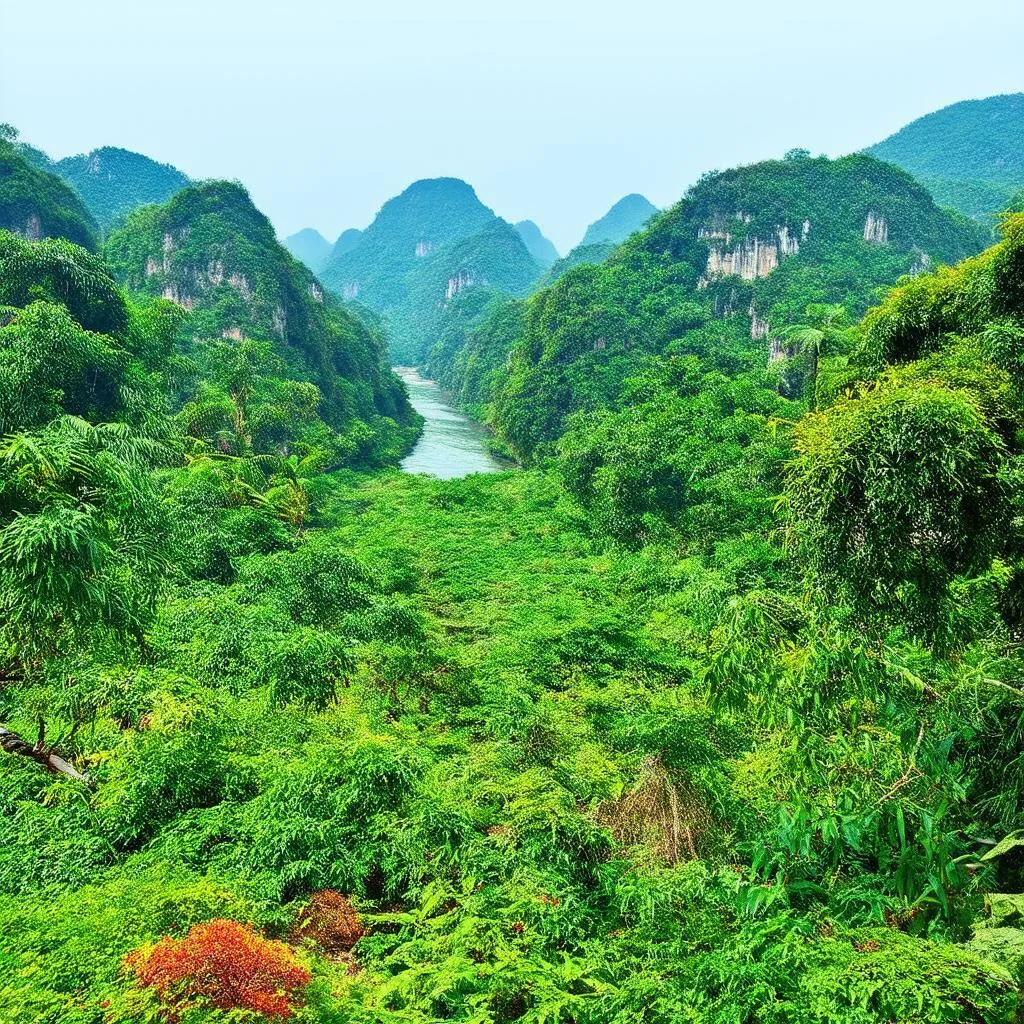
[342,282,360,300]
[698,226,732,244]
[864,211,889,244]
[147,232,253,310]
[446,270,475,300]
[23,214,41,242]
[161,283,195,309]
[221,326,244,341]
[703,224,800,282]
[415,240,435,257]
[909,247,932,276]
[272,306,287,338]
[308,281,324,303]
[228,272,252,299]
[706,236,777,280]
[749,304,771,342]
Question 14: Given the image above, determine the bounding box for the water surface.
[396,367,507,479]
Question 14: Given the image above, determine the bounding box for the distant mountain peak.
[514,220,559,268]
[320,179,540,363]
[283,227,333,273]
[580,194,658,247]
[53,145,190,231]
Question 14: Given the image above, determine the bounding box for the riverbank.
[394,366,510,479]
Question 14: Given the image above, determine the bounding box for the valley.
[2,87,1024,1024]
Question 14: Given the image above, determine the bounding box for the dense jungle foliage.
[428,153,989,462]
[102,180,418,467]
[867,93,1024,221]
[6,132,1024,1024]
[0,128,99,250]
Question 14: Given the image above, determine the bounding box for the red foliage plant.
[126,918,311,1019]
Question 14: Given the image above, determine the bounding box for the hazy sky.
[3,0,1022,252]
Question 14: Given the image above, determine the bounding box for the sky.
[3,0,1023,253]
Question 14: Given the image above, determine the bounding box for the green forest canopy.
[6,133,1024,1023]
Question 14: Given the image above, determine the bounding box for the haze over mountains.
[282,227,334,274]
[10,75,1024,1021]
[5,91,1024,378]
[579,193,659,247]
[317,177,541,363]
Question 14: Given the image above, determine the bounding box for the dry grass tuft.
[596,756,712,864]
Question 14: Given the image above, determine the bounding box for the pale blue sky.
[3,0,1022,251]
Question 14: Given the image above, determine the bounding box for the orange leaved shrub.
[126,918,311,1019]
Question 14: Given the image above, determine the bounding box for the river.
[395,367,508,479]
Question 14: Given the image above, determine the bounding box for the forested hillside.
[867,94,1024,220]
[8,108,1024,1024]
[320,178,541,363]
[0,128,99,248]
[527,195,658,291]
[103,180,417,464]
[51,146,190,230]
[431,153,988,460]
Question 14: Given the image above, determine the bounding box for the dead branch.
[0,725,91,783]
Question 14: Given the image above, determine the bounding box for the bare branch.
[0,725,91,783]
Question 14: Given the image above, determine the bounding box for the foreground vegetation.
[5,129,1024,1022]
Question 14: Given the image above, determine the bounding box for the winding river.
[395,367,508,479]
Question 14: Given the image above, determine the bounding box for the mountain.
[51,146,190,231]
[539,242,616,287]
[332,227,363,256]
[103,180,417,446]
[579,193,658,247]
[514,219,558,268]
[434,153,988,459]
[320,178,541,363]
[0,135,99,249]
[866,94,1024,220]
[283,227,333,273]
[320,177,496,307]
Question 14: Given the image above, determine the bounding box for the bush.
[127,919,311,1019]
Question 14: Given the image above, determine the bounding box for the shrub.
[289,890,364,956]
[126,918,311,1019]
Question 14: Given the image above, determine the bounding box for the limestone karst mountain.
[320,178,541,363]
[51,146,190,231]
[103,180,416,435]
[579,193,659,247]
[514,219,559,268]
[430,153,989,457]
[866,93,1024,220]
[0,134,99,249]
[283,227,334,273]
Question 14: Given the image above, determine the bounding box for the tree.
[785,373,1010,633]
[778,303,854,409]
